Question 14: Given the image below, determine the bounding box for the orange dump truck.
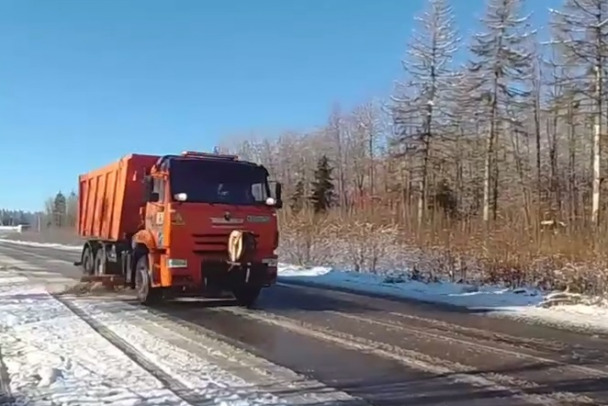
[74,151,282,306]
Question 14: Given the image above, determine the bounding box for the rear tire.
[93,248,106,276]
[82,246,94,275]
[134,255,162,305]
[233,285,261,308]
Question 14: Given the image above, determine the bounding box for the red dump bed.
[77,154,160,241]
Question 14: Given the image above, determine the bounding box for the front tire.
[233,285,261,308]
[134,255,162,305]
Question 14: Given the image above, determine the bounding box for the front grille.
[191,232,259,256]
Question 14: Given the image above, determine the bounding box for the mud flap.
[122,252,133,285]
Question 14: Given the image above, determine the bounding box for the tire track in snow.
[386,311,569,353]
[0,263,188,405]
[215,306,597,405]
[330,311,608,379]
[52,295,203,406]
[74,297,365,406]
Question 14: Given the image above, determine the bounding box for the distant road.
[0,225,23,233]
[1,239,608,405]
[0,230,83,245]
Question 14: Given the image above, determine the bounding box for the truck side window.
[251,184,266,201]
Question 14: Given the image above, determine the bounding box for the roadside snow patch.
[278,266,331,278]
[502,302,608,335]
[0,239,81,251]
[0,271,186,405]
[278,264,542,308]
[277,264,608,334]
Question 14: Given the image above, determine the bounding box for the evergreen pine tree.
[290,179,305,214]
[53,191,67,228]
[18,211,28,225]
[309,155,335,213]
[434,178,458,219]
[66,191,78,228]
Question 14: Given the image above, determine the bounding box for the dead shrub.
[58,280,127,296]
[278,206,608,297]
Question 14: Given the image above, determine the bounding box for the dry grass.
[277,207,608,297]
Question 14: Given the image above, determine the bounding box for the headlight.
[167,258,188,268]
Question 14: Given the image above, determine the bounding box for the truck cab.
[131,151,282,305]
[76,150,282,307]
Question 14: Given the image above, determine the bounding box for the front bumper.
[201,259,278,288]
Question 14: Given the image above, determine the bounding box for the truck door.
[145,175,166,247]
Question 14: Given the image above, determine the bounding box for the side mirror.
[269,181,283,209]
[143,176,159,203]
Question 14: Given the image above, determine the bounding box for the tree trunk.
[483,71,499,225]
[591,65,602,226]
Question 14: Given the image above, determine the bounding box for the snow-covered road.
[2,237,608,335]
[0,254,359,406]
[0,270,188,406]
[4,238,608,405]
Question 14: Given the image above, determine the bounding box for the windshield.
[169,159,270,205]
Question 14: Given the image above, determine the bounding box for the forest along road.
[2,242,608,406]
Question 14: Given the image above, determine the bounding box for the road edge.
[277,278,608,337]
[0,345,14,406]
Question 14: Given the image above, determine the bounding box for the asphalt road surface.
[2,241,608,406]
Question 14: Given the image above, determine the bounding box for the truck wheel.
[134,255,162,305]
[233,285,261,308]
[82,246,94,275]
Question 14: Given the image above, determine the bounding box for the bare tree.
[467,0,534,224]
[326,104,349,210]
[391,0,460,226]
[550,0,608,227]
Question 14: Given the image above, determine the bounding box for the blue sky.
[0,0,558,212]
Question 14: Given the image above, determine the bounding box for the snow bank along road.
[2,243,608,406]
